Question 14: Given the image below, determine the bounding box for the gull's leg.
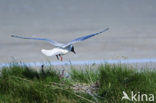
[56,55,59,60]
[59,54,63,61]
[60,56,63,61]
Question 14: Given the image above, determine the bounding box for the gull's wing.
[11,35,64,47]
[63,28,109,47]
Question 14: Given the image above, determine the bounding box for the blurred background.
[0,0,156,63]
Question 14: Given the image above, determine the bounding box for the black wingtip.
[11,35,18,38]
[99,28,110,34]
[11,35,15,37]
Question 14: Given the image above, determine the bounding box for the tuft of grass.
[70,66,99,84]
[0,63,156,103]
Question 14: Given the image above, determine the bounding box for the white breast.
[41,48,69,56]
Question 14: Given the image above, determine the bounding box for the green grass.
[0,63,156,103]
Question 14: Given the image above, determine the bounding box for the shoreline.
[1,58,156,68]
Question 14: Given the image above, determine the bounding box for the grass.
[0,63,156,103]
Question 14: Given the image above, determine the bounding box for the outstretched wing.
[63,28,109,47]
[11,35,64,47]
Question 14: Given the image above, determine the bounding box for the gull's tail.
[41,49,54,56]
[41,48,61,56]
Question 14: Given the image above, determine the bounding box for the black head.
[71,46,76,54]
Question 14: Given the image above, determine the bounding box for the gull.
[11,28,109,61]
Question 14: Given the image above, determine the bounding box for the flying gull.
[11,28,109,61]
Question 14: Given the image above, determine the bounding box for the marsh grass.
[70,65,99,84]
[0,63,156,103]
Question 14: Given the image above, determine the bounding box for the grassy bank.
[0,64,156,103]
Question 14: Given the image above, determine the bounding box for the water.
[1,0,156,64]
[1,58,156,68]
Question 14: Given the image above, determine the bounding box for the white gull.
[11,28,109,61]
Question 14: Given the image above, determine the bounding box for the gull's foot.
[59,54,63,61]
